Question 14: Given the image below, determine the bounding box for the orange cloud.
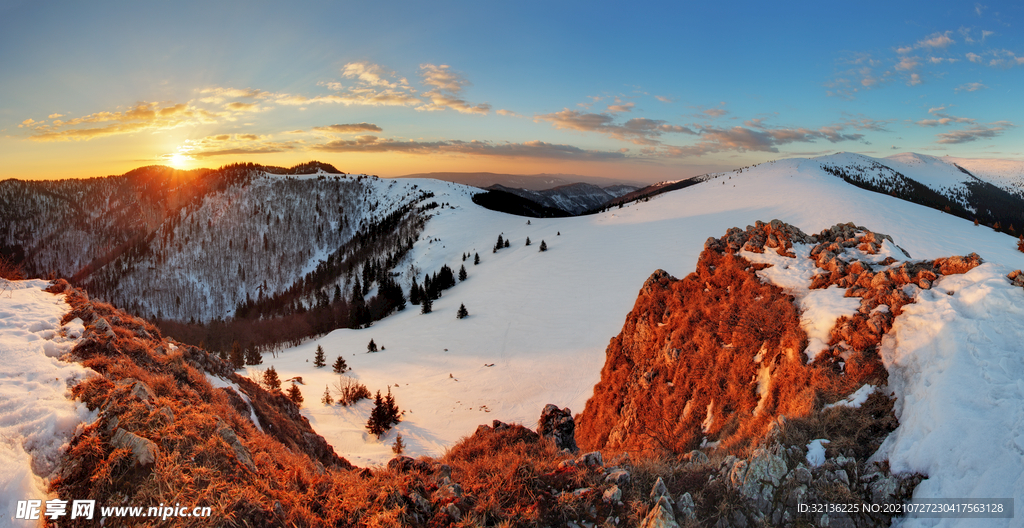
[312,123,383,133]
[416,64,490,114]
[26,102,222,141]
[535,109,695,145]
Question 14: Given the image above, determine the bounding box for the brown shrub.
[334,376,371,406]
[0,254,25,280]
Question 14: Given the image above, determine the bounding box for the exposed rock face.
[537,404,578,452]
[577,220,984,456]
[576,244,809,454]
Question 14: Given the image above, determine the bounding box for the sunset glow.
[1,1,1022,181]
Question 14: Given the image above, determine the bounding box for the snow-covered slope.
[944,156,1024,198]
[263,157,1024,497]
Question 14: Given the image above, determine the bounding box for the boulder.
[111,428,159,467]
[537,404,578,453]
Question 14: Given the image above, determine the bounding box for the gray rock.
[688,450,709,465]
[111,428,158,467]
[445,503,461,521]
[650,476,671,503]
[578,450,603,467]
[216,421,256,472]
[675,492,696,521]
[792,465,812,484]
[408,491,431,514]
[537,404,578,453]
[870,475,898,504]
[91,317,116,339]
[640,496,680,528]
[605,469,630,486]
[436,482,463,500]
[734,448,788,504]
[603,484,622,503]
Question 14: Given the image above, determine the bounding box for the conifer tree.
[287,383,303,406]
[539,240,547,252]
[367,339,378,353]
[494,234,504,252]
[421,296,432,314]
[1018,235,1024,253]
[366,390,389,437]
[314,344,326,367]
[245,344,263,366]
[525,237,531,246]
[457,303,469,319]
[230,341,244,369]
[504,239,509,248]
[459,264,467,282]
[410,278,422,305]
[264,366,281,391]
[474,252,480,265]
[392,433,405,455]
[333,355,348,374]
[384,387,401,426]
[322,385,334,405]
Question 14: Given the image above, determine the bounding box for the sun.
[168,153,188,168]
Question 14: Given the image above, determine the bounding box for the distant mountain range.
[394,171,647,190]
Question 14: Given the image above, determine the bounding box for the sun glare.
[168,153,188,168]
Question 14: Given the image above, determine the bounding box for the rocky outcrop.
[576,237,809,454]
[538,404,578,452]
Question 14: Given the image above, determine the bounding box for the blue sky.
[1,0,1021,182]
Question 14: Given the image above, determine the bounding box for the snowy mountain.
[1,163,439,323]
[485,182,639,214]
[4,152,1024,525]
[816,152,1024,232]
[241,154,1024,525]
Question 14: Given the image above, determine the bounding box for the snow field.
[261,158,1024,526]
[0,280,95,528]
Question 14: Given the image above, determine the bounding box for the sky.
[1,0,1021,183]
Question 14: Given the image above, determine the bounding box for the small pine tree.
[457,303,469,319]
[321,385,334,405]
[525,237,531,246]
[287,383,303,406]
[392,433,405,455]
[1018,235,1024,253]
[557,231,560,236]
[974,218,980,226]
[474,253,480,265]
[314,345,326,368]
[384,387,401,426]
[367,339,377,353]
[504,239,509,248]
[539,240,547,252]
[245,344,262,366]
[421,297,433,314]
[333,355,348,374]
[263,366,281,391]
[462,253,467,261]
[230,341,244,369]
[459,264,467,282]
[366,391,388,438]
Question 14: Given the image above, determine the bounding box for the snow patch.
[824,384,876,410]
[0,280,97,521]
[874,264,1024,526]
